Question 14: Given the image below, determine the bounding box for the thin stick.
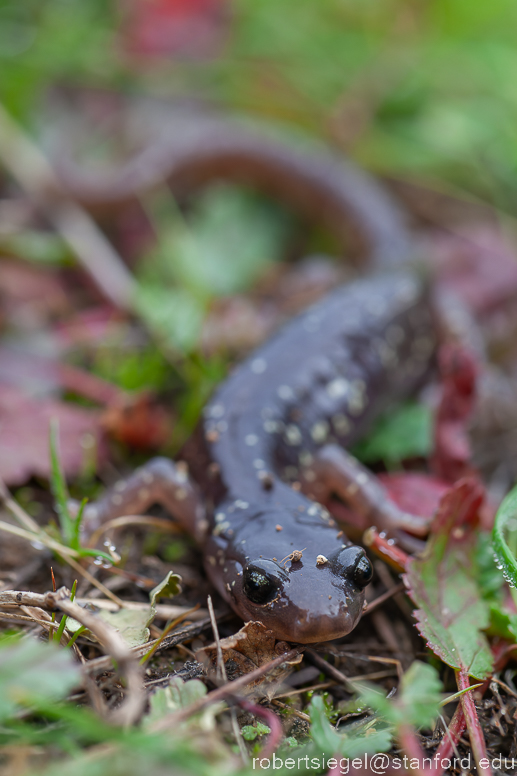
[0,103,135,310]
[207,595,248,762]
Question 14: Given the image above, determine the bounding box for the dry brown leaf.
[196,621,302,697]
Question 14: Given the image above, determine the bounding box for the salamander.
[65,115,436,643]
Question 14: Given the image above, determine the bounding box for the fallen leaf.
[196,621,302,697]
[405,478,493,680]
[0,384,106,485]
[432,344,478,483]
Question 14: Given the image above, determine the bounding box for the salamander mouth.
[236,588,365,643]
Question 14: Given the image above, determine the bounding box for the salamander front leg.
[79,457,207,542]
[301,444,429,538]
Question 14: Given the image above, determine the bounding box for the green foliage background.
[2,0,517,205]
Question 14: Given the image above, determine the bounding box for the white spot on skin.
[253,459,265,469]
[326,377,350,399]
[216,421,228,432]
[251,358,267,374]
[142,471,154,484]
[304,469,316,482]
[245,434,258,446]
[299,451,313,467]
[356,472,368,486]
[175,468,188,484]
[138,488,150,501]
[207,556,216,566]
[175,488,187,500]
[332,413,350,435]
[348,384,367,416]
[213,521,230,536]
[285,424,302,446]
[311,420,329,443]
[278,385,295,401]
[210,404,225,419]
[375,339,397,368]
[112,494,123,505]
[114,481,127,492]
[263,420,281,434]
[215,512,226,523]
[235,500,249,509]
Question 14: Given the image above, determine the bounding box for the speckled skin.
[198,270,435,641]
[65,117,437,643]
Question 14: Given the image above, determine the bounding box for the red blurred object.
[102,391,173,451]
[378,471,450,518]
[0,385,106,486]
[432,344,478,483]
[121,0,228,60]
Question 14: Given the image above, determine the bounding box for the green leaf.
[0,640,80,722]
[359,662,442,732]
[149,571,182,609]
[241,725,259,741]
[406,481,493,679]
[135,185,291,353]
[49,419,75,547]
[309,696,392,757]
[492,482,517,590]
[352,402,433,466]
[96,606,154,649]
[145,678,208,727]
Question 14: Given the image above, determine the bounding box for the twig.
[362,582,406,615]
[0,103,136,310]
[0,587,144,726]
[84,617,216,674]
[305,649,357,693]
[207,595,247,762]
[75,598,207,622]
[64,555,125,607]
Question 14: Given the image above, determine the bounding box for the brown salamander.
[65,115,435,643]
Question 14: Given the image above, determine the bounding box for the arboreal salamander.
[65,116,436,642]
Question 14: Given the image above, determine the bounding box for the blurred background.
[1,0,517,488]
[3,0,517,197]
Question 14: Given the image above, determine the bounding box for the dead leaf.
[0,384,106,485]
[196,621,302,697]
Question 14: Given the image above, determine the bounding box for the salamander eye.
[242,560,287,605]
[353,555,373,589]
[332,546,373,590]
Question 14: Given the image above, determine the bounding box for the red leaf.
[120,0,228,60]
[0,385,106,485]
[432,344,478,483]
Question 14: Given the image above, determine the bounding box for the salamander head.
[205,498,373,643]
